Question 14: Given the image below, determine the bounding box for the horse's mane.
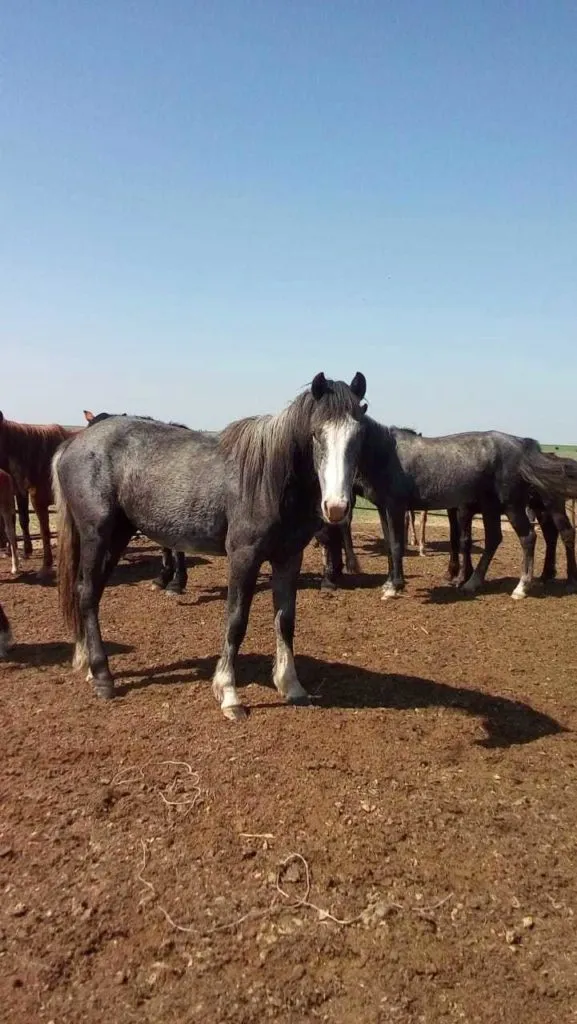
[87,411,190,430]
[0,418,77,485]
[390,425,421,437]
[219,382,362,516]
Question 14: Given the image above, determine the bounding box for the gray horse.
[357,423,577,600]
[53,372,367,720]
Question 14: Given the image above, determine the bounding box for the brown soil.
[1,522,576,1024]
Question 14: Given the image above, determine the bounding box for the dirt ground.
[1,520,577,1024]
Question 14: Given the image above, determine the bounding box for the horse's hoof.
[381,586,399,600]
[165,585,184,597]
[511,589,527,601]
[287,693,312,707]
[320,577,337,590]
[93,680,114,699]
[222,704,248,722]
[151,579,166,590]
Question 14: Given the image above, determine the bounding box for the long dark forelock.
[219,380,362,516]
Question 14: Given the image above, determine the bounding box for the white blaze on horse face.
[319,418,358,524]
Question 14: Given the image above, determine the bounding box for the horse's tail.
[519,450,577,501]
[52,446,82,639]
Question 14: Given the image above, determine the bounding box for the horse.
[54,372,368,719]
[0,600,13,657]
[0,469,20,575]
[83,409,192,595]
[0,412,78,576]
[319,424,577,599]
[356,422,577,600]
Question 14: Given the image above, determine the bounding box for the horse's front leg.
[167,551,188,594]
[271,551,310,705]
[455,506,475,587]
[462,504,502,594]
[381,506,406,600]
[418,510,428,556]
[342,520,361,574]
[317,524,343,591]
[212,546,260,721]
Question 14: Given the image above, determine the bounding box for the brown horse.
[0,469,19,575]
[0,412,78,576]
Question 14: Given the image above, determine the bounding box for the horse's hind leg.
[381,506,406,599]
[505,503,537,600]
[534,509,558,583]
[0,601,13,657]
[152,547,175,590]
[271,551,310,705]
[166,551,188,595]
[212,547,260,721]
[17,489,32,557]
[30,489,53,577]
[77,519,133,697]
[2,512,20,575]
[446,508,460,580]
[549,506,577,591]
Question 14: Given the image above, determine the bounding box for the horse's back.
[56,416,229,551]
[390,429,531,507]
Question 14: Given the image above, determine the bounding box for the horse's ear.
[311,372,328,400]
[360,402,368,415]
[83,409,94,422]
[350,372,367,399]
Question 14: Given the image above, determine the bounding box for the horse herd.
[1,372,577,722]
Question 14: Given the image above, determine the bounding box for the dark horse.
[321,422,577,600]
[0,412,78,576]
[54,372,367,719]
[83,409,192,594]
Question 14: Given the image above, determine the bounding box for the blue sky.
[1,1,576,439]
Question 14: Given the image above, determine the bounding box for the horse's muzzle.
[322,499,350,524]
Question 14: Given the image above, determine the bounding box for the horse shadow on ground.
[356,536,484,558]
[3,571,57,588]
[422,577,577,605]
[113,653,565,750]
[4,640,134,668]
[106,554,212,588]
[152,570,389,606]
